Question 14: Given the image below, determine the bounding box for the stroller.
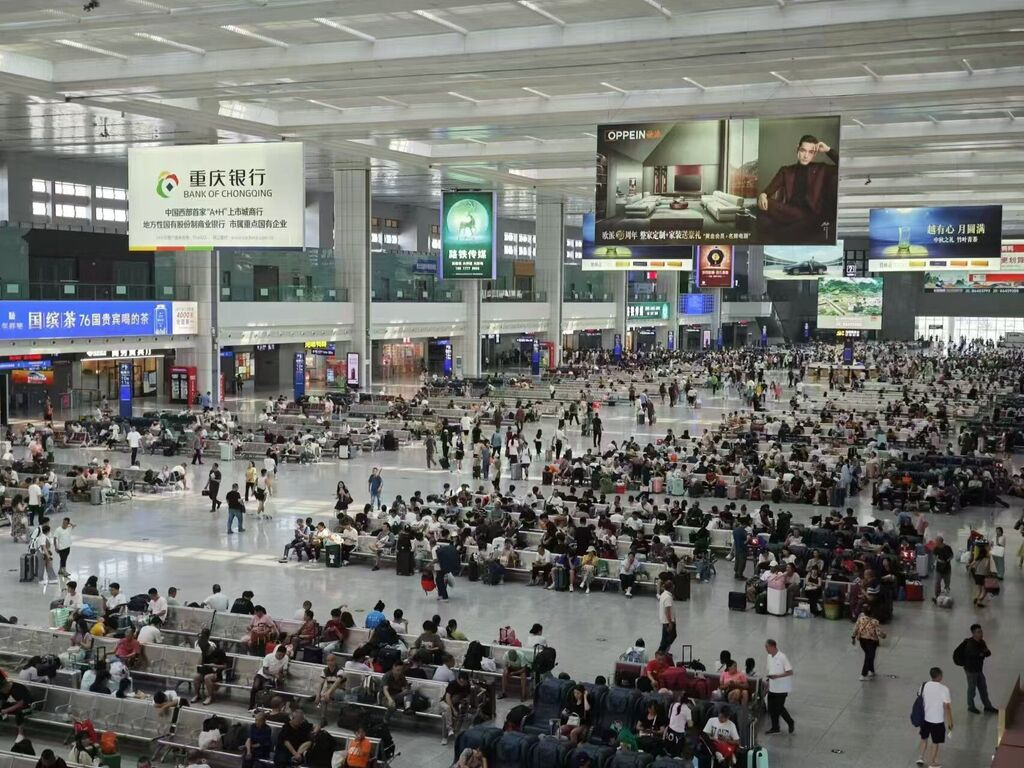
[44,489,68,520]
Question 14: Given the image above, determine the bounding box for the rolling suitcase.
[511,463,523,481]
[651,477,664,494]
[673,573,690,602]
[20,553,40,583]
[668,477,685,496]
[767,588,787,616]
[916,554,931,577]
[467,558,480,582]
[552,566,569,591]
[935,591,953,609]
[396,549,415,576]
[904,581,924,601]
[91,486,105,505]
[542,470,553,486]
[728,592,747,611]
[300,646,324,664]
[637,412,645,426]
[747,745,769,768]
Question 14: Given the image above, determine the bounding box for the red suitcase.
[905,581,924,601]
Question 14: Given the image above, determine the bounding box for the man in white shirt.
[147,588,169,621]
[249,645,290,710]
[52,517,75,576]
[138,618,164,645]
[105,582,128,619]
[27,479,42,526]
[202,584,230,612]
[917,666,953,768]
[127,427,142,465]
[657,575,677,653]
[702,707,741,762]
[764,639,795,734]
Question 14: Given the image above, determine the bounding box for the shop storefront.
[80,348,166,399]
[0,354,68,415]
[303,341,336,387]
[372,339,424,382]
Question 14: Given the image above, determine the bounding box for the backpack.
[203,715,229,733]
[463,641,486,671]
[952,640,966,667]
[499,626,521,647]
[221,722,249,751]
[127,594,149,612]
[910,683,926,728]
[622,648,645,664]
[27,528,43,553]
[36,654,61,678]
[504,704,533,732]
[532,646,557,676]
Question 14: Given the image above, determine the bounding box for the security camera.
[83,1,100,11]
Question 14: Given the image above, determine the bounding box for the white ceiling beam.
[0,49,54,80]
[47,0,1024,81]
[313,18,376,43]
[640,0,673,19]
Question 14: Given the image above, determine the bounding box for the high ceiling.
[2,0,1024,230]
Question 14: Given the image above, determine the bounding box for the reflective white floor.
[2,389,1020,768]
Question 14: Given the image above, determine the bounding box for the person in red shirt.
[644,650,671,689]
[114,627,143,668]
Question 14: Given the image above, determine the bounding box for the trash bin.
[90,486,105,506]
[220,442,235,461]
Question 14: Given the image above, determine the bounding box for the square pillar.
[535,201,565,364]
[334,168,372,390]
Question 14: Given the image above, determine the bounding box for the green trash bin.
[325,544,342,568]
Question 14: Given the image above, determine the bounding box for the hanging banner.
[129,142,305,251]
[0,301,198,341]
[696,245,734,288]
[440,191,497,279]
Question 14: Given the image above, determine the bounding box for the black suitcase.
[440,457,451,470]
[20,553,39,583]
[325,544,342,568]
[466,558,480,582]
[673,573,690,602]
[728,592,747,611]
[542,470,553,486]
[396,550,415,576]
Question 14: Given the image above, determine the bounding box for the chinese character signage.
[118,362,133,418]
[924,240,1024,293]
[816,278,883,331]
[581,213,694,271]
[128,142,304,251]
[595,116,840,247]
[440,191,497,279]
[0,301,198,341]
[293,352,306,401]
[626,301,670,321]
[696,245,734,288]
[868,206,1002,271]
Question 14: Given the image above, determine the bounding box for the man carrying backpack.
[953,624,998,715]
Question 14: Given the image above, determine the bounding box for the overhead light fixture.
[378,96,408,107]
[517,1,566,27]
[465,137,487,145]
[851,118,866,128]
[582,132,597,139]
[682,76,706,90]
[961,58,974,74]
[220,25,290,48]
[769,71,792,84]
[127,0,171,10]
[1008,110,1017,121]
[313,18,376,43]
[521,86,551,99]
[523,135,544,142]
[307,99,344,111]
[412,9,468,35]
[640,0,672,18]
[926,114,939,124]
[862,64,881,80]
[55,39,129,60]
[448,91,479,103]
[133,32,207,55]
[601,81,628,95]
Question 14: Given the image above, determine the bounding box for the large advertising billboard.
[581,213,692,270]
[440,191,497,279]
[816,278,883,330]
[868,205,1002,271]
[696,245,734,288]
[595,116,840,247]
[924,241,1024,292]
[129,142,305,251]
[763,241,844,280]
[0,301,198,341]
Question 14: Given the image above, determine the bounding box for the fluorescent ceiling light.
[851,118,866,127]
[313,17,376,43]
[926,114,939,124]
[127,0,172,9]
[378,96,408,107]
[134,32,206,55]
[769,71,791,84]
[523,135,544,142]
[961,58,974,74]
[582,132,597,138]
[55,39,129,60]
[448,91,479,103]
[307,99,344,111]
[522,86,551,99]
[465,138,487,145]
[862,64,881,79]
[220,25,289,48]
[682,76,706,90]
[412,9,468,35]
[640,0,672,18]
[517,1,566,27]
[1008,110,1017,121]
[600,81,628,94]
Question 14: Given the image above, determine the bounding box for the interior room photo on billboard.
[594,116,840,247]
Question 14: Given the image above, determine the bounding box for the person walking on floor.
[191,432,204,465]
[968,544,995,607]
[205,463,222,513]
[255,469,270,519]
[916,667,952,768]
[434,535,460,602]
[368,468,383,510]
[953,624,998,714]
[657,574,677,653]
[764,639,795,734]
[244,461,258,502]
[425,434,437,470]
[991,527,1006,579]
[931,536,953,602]
[225,483,246,534]
[592,413,603,449]
[126,426,141,466]
[851,605,885,681]
[52,517,75,577]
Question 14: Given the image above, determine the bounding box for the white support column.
[535,201,565,364]
[175,250,219,404]
[462,280,481,377]
[709,287,723,348]
[656,272,680,349]
[613,271,627,349]
[334,168,372,391]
